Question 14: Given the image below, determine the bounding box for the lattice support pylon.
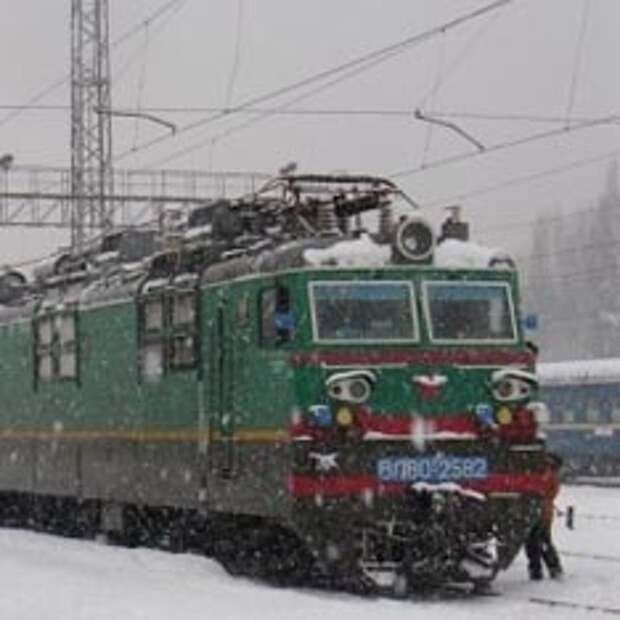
[70,0,113,251]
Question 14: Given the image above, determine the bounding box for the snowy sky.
[1,0,619,265]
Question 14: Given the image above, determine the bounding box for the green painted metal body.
[0,266,526,430]
[0,263,543,581]
[205,266,528,426]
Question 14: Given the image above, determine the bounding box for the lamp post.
[0,154,14,223]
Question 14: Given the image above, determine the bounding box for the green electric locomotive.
[0,174,547,594]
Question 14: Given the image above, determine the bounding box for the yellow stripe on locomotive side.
[0,427,288,443]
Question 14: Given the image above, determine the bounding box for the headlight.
[335,406,354,427]
[325,370,376,404]
[496,406,513,425]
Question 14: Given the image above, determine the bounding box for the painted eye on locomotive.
[491,369,538,403]
[326,371,376,405]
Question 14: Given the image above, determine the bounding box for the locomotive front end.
[198,175,549,595]
[285,259,547,593]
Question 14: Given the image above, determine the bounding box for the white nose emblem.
[309,452,339,472]
[412,374,447,399]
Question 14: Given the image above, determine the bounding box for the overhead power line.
[110,0,188,48]
[526,261,620,286]
[479,204,600,238]
[565,0,592,125]
[415,6,507,111]
[515,238,620,266]
[2,104,619,127]
[114,0,515,164]
[0,0,187,131]
[414,108,485,152]
[419,110,620,125]
[224,0,245,110]
[113,0,189,95]
[144,32,441,167]
[422,146,620,209]
[0,77,69,131]
[393,116,620,180]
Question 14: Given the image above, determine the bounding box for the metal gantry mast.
[0,2,269,255]
[70,0,113,252]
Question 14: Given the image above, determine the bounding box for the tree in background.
[523,161,620,361]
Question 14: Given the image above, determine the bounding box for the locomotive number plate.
[376,456,488,483]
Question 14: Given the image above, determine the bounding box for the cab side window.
[170,291,198,370]
[260,286,294,347]
[35,309,79,384]
[139,295,165,382]
[138,289,199,381]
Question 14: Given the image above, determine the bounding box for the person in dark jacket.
[525,453,564,580]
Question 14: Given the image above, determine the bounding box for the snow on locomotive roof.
[303,233,391,268]
[302,235,514,269]
[537,358,620,386]
[434,239,514,270]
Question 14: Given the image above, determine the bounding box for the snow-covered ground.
[0,485,617,620]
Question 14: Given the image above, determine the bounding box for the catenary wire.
[0,0,188,131]
[415,7,508,112]
[112,0,515,163]
[391,116,619,179]
[131,19,151,149]
[6,144,620,271]
[142,26,451,168]
[112,0,188,93]
[224,0,245,110]
[5,105,618,126]
[516,239,620,266]
[417,110,620,125]
[146,2,506,162]
[565,0,592,126]
[421,146,620,209]
[420,33,447,168]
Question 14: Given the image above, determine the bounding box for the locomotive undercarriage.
[291,486,541,596]
[0,490,321,589]
[0,491,201,551]
[0,482,539,597]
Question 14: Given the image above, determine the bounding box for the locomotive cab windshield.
[310,281,417,343]
[423,280,517,343]
[307,277,517,345]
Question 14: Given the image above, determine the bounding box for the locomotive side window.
[58,314,78,379]
[139,295,166,382]
[142,342,164,381]
[38,317,53,346]
[309,281,417,343]
[170,335,196,368]
[172,292,196,326]
[144,297,164,331]
[35,310,79,383]
[36,315,55,382]
[170,291,198,370]
[138,290,198,380]
[423,281,517,344]
[260,286,294,347]
[38,353,54,381]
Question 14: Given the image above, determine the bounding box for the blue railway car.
[538,359,620,477]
